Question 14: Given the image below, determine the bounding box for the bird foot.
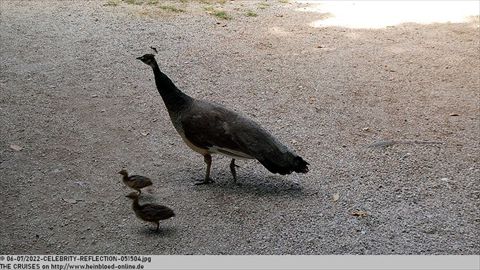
[195,178,215,185]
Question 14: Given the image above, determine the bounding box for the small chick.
[119,169,153,194]
[126,192,175,231]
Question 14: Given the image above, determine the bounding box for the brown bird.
[126,192,175,232]
[137,54,309,185]
[119,169,153,194]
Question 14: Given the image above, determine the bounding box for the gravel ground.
[0,1,479,255]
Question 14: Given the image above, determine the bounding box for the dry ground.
[0,0,479,254]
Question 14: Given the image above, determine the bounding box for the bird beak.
[136,56,143,60]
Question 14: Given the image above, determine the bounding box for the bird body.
[126,192,175,231]
[177,100,307,174]
[137,54,309,184]
[119,169,153,194]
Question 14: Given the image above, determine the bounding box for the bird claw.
[194,178,215,185]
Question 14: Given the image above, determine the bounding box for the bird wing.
[140,204,175,221]
[129,175,151,182]
[128,175,153,188]
[181,102,255,155]
[181,101,309,174]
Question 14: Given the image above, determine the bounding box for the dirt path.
[1,1,479,254]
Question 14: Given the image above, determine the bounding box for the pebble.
[368,140,396,148]
[9,144,23,151]
[62,198,78,204]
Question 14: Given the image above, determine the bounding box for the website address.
[50,263,144,270]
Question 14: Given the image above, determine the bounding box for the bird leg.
[155,221,159,232]
[195,154,215,185]
[230,159,240,182]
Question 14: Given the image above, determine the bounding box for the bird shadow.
[137,225,177,237]
[191,172,314,198]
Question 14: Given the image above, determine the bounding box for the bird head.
[118,169,128,176]
[136,54,157,67]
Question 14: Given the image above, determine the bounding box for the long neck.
[151,62,191,112]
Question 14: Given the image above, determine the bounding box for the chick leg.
[195,154,214,185]
[230,159,240,182]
